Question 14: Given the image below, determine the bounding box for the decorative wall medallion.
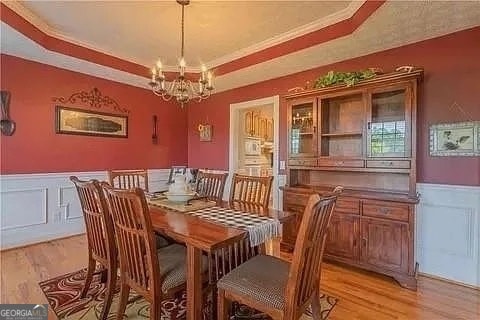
[429,121,480,156]
[52,88,129,114]
[198,124,212,141]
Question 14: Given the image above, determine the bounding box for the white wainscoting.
[0,169,171,250]
[416,183,480,287]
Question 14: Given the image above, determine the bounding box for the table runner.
[187,206,281,247]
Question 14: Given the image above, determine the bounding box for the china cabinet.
[282,69,422,290]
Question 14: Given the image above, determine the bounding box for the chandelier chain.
[181,3,185,58]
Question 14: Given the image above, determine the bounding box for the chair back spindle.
[284,194,337,318]
[108,169,149,192]
[196,172,228,204]
[70,177,116,266]
[103,185,160,298]
[229,174,273,210]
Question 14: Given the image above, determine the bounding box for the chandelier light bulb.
[156,60,162,69]
[179,58,186,68]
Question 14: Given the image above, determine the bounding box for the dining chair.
[217,194,337,320]
[102,185,207,320]
[229,174,273,211]
[108,169,173,248]
[196,171,228,204]
[107,169,149,192]
[70,176,117,320]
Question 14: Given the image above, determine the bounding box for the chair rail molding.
[0,169,171,250]
[416,182,480,287]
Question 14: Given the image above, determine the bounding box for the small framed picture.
[198,124,212,142]
[429,121,479,156]
[56,106,128,138]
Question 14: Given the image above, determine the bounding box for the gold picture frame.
[55,106,128,138]
[198,124,212,141]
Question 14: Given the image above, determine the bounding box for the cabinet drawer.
[288,159,317,167]
[335,197,360,214]
[317,159,364,168]
[367,160,410,169]
[284,192,311,206]
[362,200,409,222]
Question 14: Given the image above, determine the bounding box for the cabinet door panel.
[367,85,412,158]
[361,217,408,273]
[325,214,359,261]
[289,98,317,158]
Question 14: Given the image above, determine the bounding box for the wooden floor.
[1,235,479,320]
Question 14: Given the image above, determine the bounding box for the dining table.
[148,201,296,320]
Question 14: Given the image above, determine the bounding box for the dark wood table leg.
[187,244,203,320]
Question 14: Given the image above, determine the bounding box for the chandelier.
[149,0,214,107]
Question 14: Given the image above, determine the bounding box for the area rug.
[39,269,337,319]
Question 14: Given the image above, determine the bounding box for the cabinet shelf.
[321,131,362,137]
[297,131,314,135]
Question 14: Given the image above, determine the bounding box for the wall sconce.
[152,115,158,144]
[198,124,212,142]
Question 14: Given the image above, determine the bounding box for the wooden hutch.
[282,69,423,290]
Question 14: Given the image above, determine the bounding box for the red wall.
[187,27,480,186]
[0,54,188,174]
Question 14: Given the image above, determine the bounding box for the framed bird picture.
[429,121,479,156]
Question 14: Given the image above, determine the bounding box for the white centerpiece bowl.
[164,191,196,203]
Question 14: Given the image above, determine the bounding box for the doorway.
[228,96,280,209]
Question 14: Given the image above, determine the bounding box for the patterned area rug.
[39,269,337,319]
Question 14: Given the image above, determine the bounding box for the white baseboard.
[416,183,480,287]
[0,169,171,250]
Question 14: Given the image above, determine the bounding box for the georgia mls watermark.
[0,304,48,320]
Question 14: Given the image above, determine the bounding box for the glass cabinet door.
[289,99,317,157]
[367,87,411,158]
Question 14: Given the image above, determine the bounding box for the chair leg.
[150,300,162,320]
[100,268,108,283]
[217,288,229,320]
[80,256,95,298]
[310,291,322,320]
[210,287,218,320]
[99,267,116,320]
[116,283,130,320]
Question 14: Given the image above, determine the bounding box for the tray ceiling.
[19,0,352,67]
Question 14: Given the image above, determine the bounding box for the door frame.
[228,95,280,209]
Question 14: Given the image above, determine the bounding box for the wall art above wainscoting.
[55,106,128,138]
[52,87,130,114]
[429,121,480,156]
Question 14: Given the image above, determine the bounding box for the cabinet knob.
[383,161,394,166]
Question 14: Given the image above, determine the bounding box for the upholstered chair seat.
[217,254,289,310]
[157,244,208,294]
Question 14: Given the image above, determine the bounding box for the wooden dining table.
[148,201,295,320]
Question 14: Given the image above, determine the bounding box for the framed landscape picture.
[429,121,479,156]
[56,106,128,138]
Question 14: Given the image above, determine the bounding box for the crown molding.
[2,0,366,72]
[208,0,366,69]
[0,1,165,69]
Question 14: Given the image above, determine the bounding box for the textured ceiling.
[1,1,479,93]
[20,0,351,67]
